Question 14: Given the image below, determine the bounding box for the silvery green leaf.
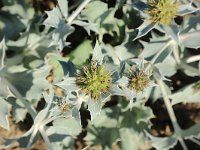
[88,98,102,121]
[0,97,10,130]
[86,126,119,149]
[0,78,12,98]
[133,20,156,41]
[162,24,179,43]
[2,65,51,100]
[92,41,104,65]
[179,31,200,49]
[155,56,177,77]
[81,1,107,22]
[141,36,169,58]
[150,81,171,101]
[170,83,200,105]
[115,45,135,61]
[180,61,200,76]
[152,40,177,64]
[58,60,76,77]
[179,15,200,33]
[50,20,74,51]
[0,38,6,68]
[44,7,62,27]
[177,3,200,16]
[34,89,54,124]
[47,117,82,137]
[146,132,178,150]
[0,11,26,40]
[69,40,93,66]
[120,128,151,150]
[120,103,154,128]
[2,3,34,19]
[72,20,98,35]
[46,53,72,82]
[55,77,79,92]
[92,107,118,128]
[57,0,68,19]
[6,96,27,122]
[102,44,120,65]
[110,84,136,101]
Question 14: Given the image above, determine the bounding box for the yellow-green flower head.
[76,61,112,100]
[147,0,177,25]
[128,67,150,92]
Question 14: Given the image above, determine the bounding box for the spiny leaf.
[92,41,104,65]
[2,65,51,100]
[50,20,74,51]
[146,132,178,150]
[179,31,200,49]
[133,20,156,41]
[120,128,151,150]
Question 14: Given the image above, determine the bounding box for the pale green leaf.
[170,83,200,105]
[69,40,93,66]
[0,97,10,130]
[47,117,82,137]
[81,1,107,22]
[120,128,151,150]
[146,133,178,150]
[133,20,155,41]
[92,41,104,65]
[179,31,200,49]
[50,20,74,51]
[2,65,51,100]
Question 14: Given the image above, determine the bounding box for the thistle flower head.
[128,67,150,92]
[76,61,112,100]
[147,0,177,25]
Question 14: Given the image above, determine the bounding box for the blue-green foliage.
[0,0,200,149]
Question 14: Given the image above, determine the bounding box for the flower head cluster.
[76,61,112,100]
[128,67,150,92]
[147,0,177,25]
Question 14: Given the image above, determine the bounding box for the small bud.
[58,101,71,113]
[128,68,150,92]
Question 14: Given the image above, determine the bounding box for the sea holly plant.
[56,42,136,120]
[0,0,200,150]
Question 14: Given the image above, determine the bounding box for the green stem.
[67,0,91,24]
[156,79,188,150]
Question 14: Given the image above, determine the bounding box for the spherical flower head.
[128,68,150,92]
[76,61,112,100]
[147,0,177,25]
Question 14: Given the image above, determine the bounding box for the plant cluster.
[0,0,200,149]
